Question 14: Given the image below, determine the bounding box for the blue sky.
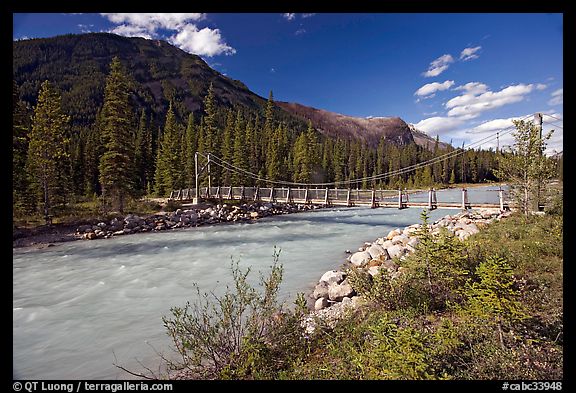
[13,13,563,154]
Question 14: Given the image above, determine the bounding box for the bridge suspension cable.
[199,114,533,188]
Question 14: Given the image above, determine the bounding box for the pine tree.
[98,57,136,213]
[293,131,310,183]
[232,110,248,185]
[183,113,197,188]
[155,102,183,195]
[13,80,33,215]
[25,80,70,222]
[221,109,235,185]
[266,124,283,182]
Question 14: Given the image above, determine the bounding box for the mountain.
[13,32,448,151]
[13,32,268,126]
[278,101,447,150]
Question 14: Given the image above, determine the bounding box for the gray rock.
[386,228,401,240]
[77,224,92,233]
[350,251,372,266]
[314,297,329,311]
[387,244,406,259]
[312,281,329,299]
[391,234,409,245]
[407,237,420,248]
[367,244,387,260]
[328,279,355,301]
[381,259,399,272]
[367,266,381,277]
[319,270,346,285]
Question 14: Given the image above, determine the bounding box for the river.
[13,186,505,379]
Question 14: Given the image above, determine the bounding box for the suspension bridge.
[169,185,510,211]
[168,113,562,211]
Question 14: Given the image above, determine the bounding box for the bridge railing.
[170,185,513,210]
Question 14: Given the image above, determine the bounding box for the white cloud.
[100,13,235,57]
[109,24,153,39]
[169,25,236,57]
[459,46,481,61]
[445,84,537,119]
[101,13,205,32]
[414,80,455,98]
[536,83,547,90]
[295,28,306,35]
[422,54,454,77]
[548,88,563,106]
[454,82,489,95]
[302,13,316,18]
[467,116,528,134]
[283,13,296,21]
[413,116,466,136]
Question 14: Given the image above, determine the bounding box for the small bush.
[162,248,309,379]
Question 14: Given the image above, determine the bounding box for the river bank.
[12,201,323,250]
[302,207,514,332]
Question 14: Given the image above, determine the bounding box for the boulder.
[77,224,92,233]
[312,281,329,299]
[386,229,401,240]
[319,270,346,285]
[381,259,399,272]
[328,279,355,302]
[350,251,372,266]
[367,266,381,277]
[314,297,330,311]
[386,244,406,259]
[391,234,409,245]
[367,243,387,260]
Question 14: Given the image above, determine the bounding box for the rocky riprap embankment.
[75,202,321,240]
[301,208,513,334]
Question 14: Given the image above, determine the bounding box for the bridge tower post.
[461,188,471,210]
[324,187,330,207]
[269,187,275,203]
[347,188,352,207]
[254,186,259,202]
[193,152,200,204]
[428,188,437,210]
[371,189,377,209]
[206,153,211,198]
[304,188,310,204]
[286,187,292,203]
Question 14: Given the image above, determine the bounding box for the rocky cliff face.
[278,101,449,150]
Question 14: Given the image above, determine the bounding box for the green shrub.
[162,248,309,379]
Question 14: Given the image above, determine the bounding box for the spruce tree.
[232,110,249,185]
[183,113,198,188]
[25,80,70,222]
[98,57,136,213]
[155,102,183,195]
[13,81,33,215]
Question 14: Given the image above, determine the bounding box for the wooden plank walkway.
[169,186,511,211]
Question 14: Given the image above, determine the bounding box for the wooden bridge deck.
[169,186,510,211]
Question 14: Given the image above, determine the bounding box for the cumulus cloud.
[169,25,236,57]
[414,80,455,98]
[445,83,538,119]
[283,13,296,21]
[454,82,489,95]
[100,13,235,57]
[548,88,563,106]
[459,46,481,61]
[422,54,454,77]
[413,116,466,136]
